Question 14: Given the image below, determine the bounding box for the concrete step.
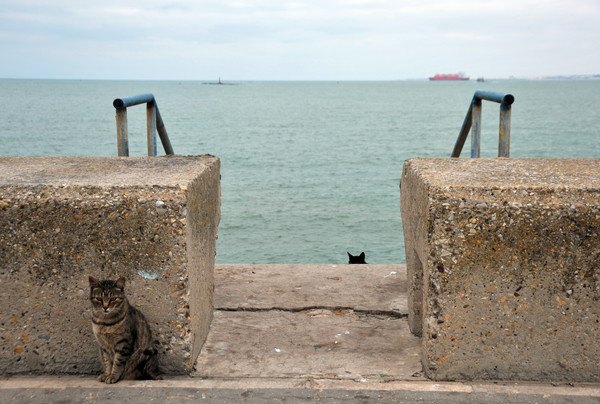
[2,376,600,403]
[213,263,408,313]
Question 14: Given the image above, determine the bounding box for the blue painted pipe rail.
[113,93,174,157]
[113,93,156,109]
[472,90,514,106]
[451,90,514,158]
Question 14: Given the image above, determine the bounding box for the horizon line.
[2,76,599,82]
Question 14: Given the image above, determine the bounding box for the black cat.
[347,252,367,264]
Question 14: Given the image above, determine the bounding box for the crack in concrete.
[214,306,407,319]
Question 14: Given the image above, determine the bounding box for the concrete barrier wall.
[401,158,600,382]
[0,156,220,375]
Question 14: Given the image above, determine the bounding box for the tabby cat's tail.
[122,340,161,380]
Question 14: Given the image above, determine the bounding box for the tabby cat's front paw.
[105,375,120,384]
[97,374,107,382]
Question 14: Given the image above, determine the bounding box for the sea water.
[1,79,599,263]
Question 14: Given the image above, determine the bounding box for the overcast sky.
[1,0,599,80]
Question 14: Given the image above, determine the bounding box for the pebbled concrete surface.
[0,156,221,375]
[401,158,600,382]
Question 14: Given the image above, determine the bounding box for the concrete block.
[401,158,600,382]
[0,156,220,375]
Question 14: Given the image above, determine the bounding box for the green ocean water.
[1,79,599,263]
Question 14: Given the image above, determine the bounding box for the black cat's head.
[347,252,367,264]
[89,276,127,317]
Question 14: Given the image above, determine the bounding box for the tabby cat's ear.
[89,276,99,288]
[116,277,126,289]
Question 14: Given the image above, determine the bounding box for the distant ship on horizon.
[429,73,470,81]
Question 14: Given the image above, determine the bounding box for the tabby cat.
[89,276,161,383]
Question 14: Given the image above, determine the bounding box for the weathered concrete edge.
[400,160,430,336]
[401,157,600,190]
[187,158,221,367]
[1,376,599,398]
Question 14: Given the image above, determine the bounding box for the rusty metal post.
[471,98,482,158]
[451,103,473,157]
[146,100,157,156]
[498,102,511,157]
[116,108,129,157]
[156,106,174,155]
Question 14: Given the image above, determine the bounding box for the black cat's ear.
[89,276,99,288]
[116,277,126,290]
[347,252,352,258]
[359,252,365,259]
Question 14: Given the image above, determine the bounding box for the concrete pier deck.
[196,264,420,381]
[2,264,599,402]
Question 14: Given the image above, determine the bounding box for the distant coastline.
[508,74,600,81]
[541,74,600,80]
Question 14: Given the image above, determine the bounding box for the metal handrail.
[112,93,174,157]
[451,90,515,158]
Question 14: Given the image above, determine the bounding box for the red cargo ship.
[429,73,470,81]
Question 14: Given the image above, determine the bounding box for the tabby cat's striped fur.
[89,276,161,383]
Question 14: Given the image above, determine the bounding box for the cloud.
[0,0,598,79]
